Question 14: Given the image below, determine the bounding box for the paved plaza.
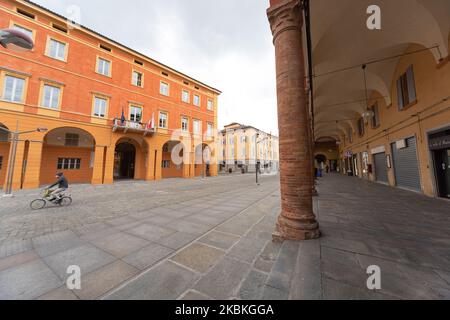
[0,174,450,300]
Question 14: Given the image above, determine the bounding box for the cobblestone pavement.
[1,173,450,300]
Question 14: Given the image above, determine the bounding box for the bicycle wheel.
[59,197,72,207]
[30,199,46,210]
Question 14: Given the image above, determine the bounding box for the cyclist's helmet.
[56,172,63,177]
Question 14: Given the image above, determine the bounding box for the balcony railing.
[112,118,155,136]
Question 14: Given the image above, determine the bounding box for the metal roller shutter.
[374,152,388,183]
[391,137,421,191]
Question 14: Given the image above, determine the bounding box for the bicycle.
[30,188,72,210]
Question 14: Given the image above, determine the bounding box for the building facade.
[266,0,450,240]
[0,0,220,191]
[217,123,279,174]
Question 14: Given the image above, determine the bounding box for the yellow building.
[218,123,279,174]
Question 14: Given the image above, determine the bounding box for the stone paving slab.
[2,173,450,300]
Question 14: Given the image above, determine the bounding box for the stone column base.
[272,214,321,242]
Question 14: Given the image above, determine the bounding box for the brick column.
[267,0,320,240]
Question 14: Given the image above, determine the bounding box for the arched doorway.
[195,143,212,177]
[40,127,95,185]
[0,123,11,188]
[114,142,136,180]
[162,140,185,179]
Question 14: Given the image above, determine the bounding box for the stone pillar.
[22,140,44,189]
[91,146,106,185]
[268,0,320,241]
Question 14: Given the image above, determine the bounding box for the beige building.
[217,123,279,174]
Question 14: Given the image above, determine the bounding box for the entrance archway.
[195,143,212,177]
[114,143,136,180]
[40,127,95,185]
[162,140,185,179]
[0,123,10,188]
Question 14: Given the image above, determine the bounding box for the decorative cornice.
[267,0,303,43]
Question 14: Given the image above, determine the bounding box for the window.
[182,90,190,103]
[357,118,365,136]
[16,8,35,19]
[57,158,81,170]
[193,94,200,106]
[47,38,67,61]
[99,44,111,52]
[129,105,142,123]
[163,144,169,153]
[52,24,68,33]
[41,84,61,109]
[348,128,353,143]
[160,81,169,96]
[132,71,143,87]
[181,117,189,132]
[93,96,108,118]
[193,120,201,135]
[2,75,25,103]
[65,133,79,147]
[159,112,168,128]
[207,123,213,138]
[134,60,143,66]
[97,57,111,76]
[0,156,3,170]
[11,24,33,39]
[162,160,170,168]
[207,99,214,111]
[397,65,417,110]
[371,103,380,128]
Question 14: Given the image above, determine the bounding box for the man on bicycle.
[48,172,69,201]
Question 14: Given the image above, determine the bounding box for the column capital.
[267,0,303,43]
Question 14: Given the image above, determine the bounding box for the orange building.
[0,0,221,191]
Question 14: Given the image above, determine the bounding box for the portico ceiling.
[309,0,450,142]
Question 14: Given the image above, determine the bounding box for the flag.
[120,109,126,125]
[147,112,155,130]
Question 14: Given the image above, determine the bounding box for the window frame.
[160,81,170,96]
[129,104,143,123]
[0,71,28,104]
[45,36,69,62]
[206,122,214,138]
[370,103,380,129]
[92,94,109,119]
[57,157,81,170]
[193,119,202,136]
[158,111,169,129]
[9,21,36,42]
[96,56,112,77]
[131,69,144,88]
[181,116,189,132]
[39,80,64,110]
[181,89,190,103]
[207,99,214,111]
[193,94,201,107]
[397,65,417,111]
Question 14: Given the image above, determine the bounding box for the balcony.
[112,118,155,136]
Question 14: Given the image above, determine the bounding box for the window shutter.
[397,78,404,110]
[406,65,417,104]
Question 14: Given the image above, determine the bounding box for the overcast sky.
[33,0,278,135]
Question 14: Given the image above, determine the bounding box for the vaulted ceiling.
[309,0,450,142]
